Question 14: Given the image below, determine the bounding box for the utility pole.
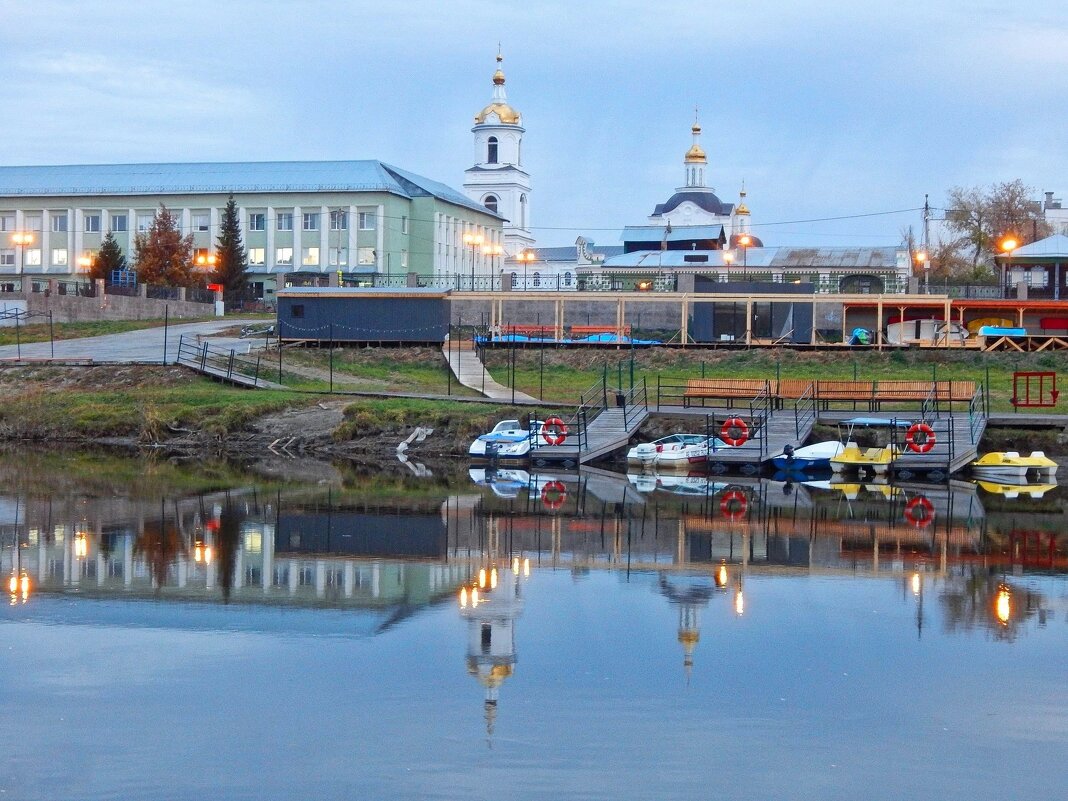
[922,194,931,295]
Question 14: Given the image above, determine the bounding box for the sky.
[1,0,1066,248]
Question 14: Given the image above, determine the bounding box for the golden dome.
[474,102,521,125]
[691,122,702,134]
[736,202,750,215]
[678,629,700,646]
[684,144,707,163]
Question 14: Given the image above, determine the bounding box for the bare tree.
[945,180,1051,268]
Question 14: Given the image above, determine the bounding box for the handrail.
[967,383,986,445]
[920,383,939,421]
[794,381,816,439]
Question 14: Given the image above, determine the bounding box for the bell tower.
[463,51,534,256]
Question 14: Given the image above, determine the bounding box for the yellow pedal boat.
[970,451,1058,482]
[830,443,899,476]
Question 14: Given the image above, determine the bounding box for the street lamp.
[482,243,503,289]
[462,232,484,290]
[738,234,752,268]
[914,250,929,294]
[998,236,1019,253]
[196,252,217,269]
[516,249,536,290]
[10,232,33,280]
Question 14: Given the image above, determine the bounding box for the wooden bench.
[500,325,555,338]
[776,379,815,400]
[871,380,978,407]
[814,381,876,407]
[569,325,631,338]
[683,378,770,407]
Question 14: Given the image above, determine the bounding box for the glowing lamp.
[995,586,1011,625]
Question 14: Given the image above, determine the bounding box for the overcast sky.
[1,0,1065,247]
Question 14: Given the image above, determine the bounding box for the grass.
[334,398,524,442]
[0,318,213,347]
[482,346,1068,413]
[274,346,480,397]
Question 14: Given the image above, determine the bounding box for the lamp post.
[196,252,217,270]
[482,243,503,290]
[914,250,929,294]
[997,236,1019,298]
[722,249,734,280]
[463,232,484,290]
[738,234,751,268]
[516,249,536,290]
[11,232,33,284]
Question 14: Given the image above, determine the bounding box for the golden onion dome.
[736,202,750,215]
[684,144,707,163]
[678,629,700,646]
[474,102,521,125]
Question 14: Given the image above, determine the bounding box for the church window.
[487,136,498,164]
[481,623,492,653]
[520,194,527,228]
[484,195,499,214]
[532,272,541,287]
[510,272,518,288]
[564,272,573,287]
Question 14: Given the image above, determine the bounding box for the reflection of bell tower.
[459,560,527,744]
[658,574,715,681]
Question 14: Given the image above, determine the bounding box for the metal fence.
[187,287,217,304]
[146,285,180,300]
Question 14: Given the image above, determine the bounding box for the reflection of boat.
[468,467,532,498]
[975,479,1058,499]
[627,472,728,496]
[628,434,726,468]
[770,441,843,471]
[468,419,542,462]
[970,451,1058,481]
[829,418,909,476]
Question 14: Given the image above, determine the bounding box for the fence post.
[201,343,208,371]
[227,350,235,379]
[15,310,20,360]
[48,311,54,358]
[163,305,169,364]
[447,322,452,396]
[278,343,283,385]
[329,323,334,394]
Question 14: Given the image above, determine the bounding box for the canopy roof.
[998,234,1068,263]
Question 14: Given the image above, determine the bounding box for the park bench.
[499,324,555,339]
[569,324,631,339]
[683,378,770,407]
[814,380,877,408]
[775,379,815,401]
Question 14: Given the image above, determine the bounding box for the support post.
[329,323,334,393]
[163,305,169,364]
[48,311,54,358]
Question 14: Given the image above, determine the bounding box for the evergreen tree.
[133,205,196,287]
[90,229,127,282]
[213,194,248,294]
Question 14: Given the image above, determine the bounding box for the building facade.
[0,161,503,299]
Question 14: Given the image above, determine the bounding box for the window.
[400,215,408,234]
[302,247,319,266]
[291,304,305,318]
[52,248,68,266]
[329,210,347,230]
[520,194,527,228]
[248,213,266,231]
[400,250,408,269]
[0,250,13,266]
[111,214,127,232]
[84,214,100,233]
[329,248,348,267]
[302,212,319,231]
[277,212,293,231]
[248,247,265,266]
[510,272,518,288]
[51,214,68,233]
[487,136,498,164]
[276,247,293,265]
[25,249,41,266]
[357,247,375,265]
[358,211,375,230]
[484,195,498,214]
[564,272,573,287]
[24,215,42,231]
[532,272,541,287]
[0,214,14,231]
[137,214,154,232]
[192,213,209,232]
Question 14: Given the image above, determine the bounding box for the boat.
[970,451,1058,481]
[828,417,910,476]
[886,317,967,346]
[627,434,727,469]
[468,419,543,462]
[770,440,843,471]
[966,317,1013,335]
[977,325,1026,337]
[974,479,1058,499]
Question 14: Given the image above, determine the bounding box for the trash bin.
[615,391,626,408]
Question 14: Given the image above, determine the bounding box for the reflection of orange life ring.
[720,489,748,521]
[721,417,749,447]
[906,422,936,454]
[541,480,567,510]
[541,417,568,446]
[904,496,935,528]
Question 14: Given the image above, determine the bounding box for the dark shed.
[276,287,451,343]
[691,280,815,344]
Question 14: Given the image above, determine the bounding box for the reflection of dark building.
[277,510,446,559]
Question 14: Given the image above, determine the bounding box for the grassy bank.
[0,318,216,347]
[334,398,525,443]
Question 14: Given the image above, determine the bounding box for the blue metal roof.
[0,160,499,217]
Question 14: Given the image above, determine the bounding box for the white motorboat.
[970,451,1058,481]
[627,434,727,469]
[468,419,542,462]
[770,440,844,471]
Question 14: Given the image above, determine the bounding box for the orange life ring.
[541,417,568,446]
[906,422,936,454]
[721,417,749,447]
[720,489,748,521]
[904,495,935,528]
[541,480,567,510]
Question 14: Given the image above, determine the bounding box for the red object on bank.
[1011,371,1059,408]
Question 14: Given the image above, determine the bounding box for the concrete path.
[0,318,258,363]
[443,341,538,402]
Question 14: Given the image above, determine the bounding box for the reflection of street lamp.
[11,232,33,278]
[463,232,484,289]
[914,250,929,294]
[995,584,1011,625]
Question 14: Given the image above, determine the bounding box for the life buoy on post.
[721,417,749,447]
[541,480,567,510]
[541,417,568,446]
[905,422,936,454]
[720,489,748,521]
[904,495,935,528]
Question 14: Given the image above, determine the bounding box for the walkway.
[442,340,537,402]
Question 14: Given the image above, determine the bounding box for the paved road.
[0,318,261,363]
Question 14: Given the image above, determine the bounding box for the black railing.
[621,377,648,430]
[176,334,263,386]
[968,383,986,445]
[104,283,139,297]
[146,285,180,300]
[187,287,217,304]
[794,382,816,439]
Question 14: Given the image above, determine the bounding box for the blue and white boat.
[468,419,542,463]
[770,440,844,471]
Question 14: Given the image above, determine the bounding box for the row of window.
[0,246,404,270]
[0,209,392,236]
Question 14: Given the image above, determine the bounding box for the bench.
[569,325,631,338]
[683,378,770,407]
[776,379,815,400]
[814,380,876,408]
[499,325,555,339]
[870,380,977,408]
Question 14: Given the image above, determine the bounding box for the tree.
[133,205,196,287]
[212,194,249,294]
[945,180,1051,268]
[90,229,127,282]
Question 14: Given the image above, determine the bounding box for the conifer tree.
[90,229,127,282]
[133,205,196,287]
[213,194,248,293]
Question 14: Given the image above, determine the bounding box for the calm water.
[0,454,1065,800]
